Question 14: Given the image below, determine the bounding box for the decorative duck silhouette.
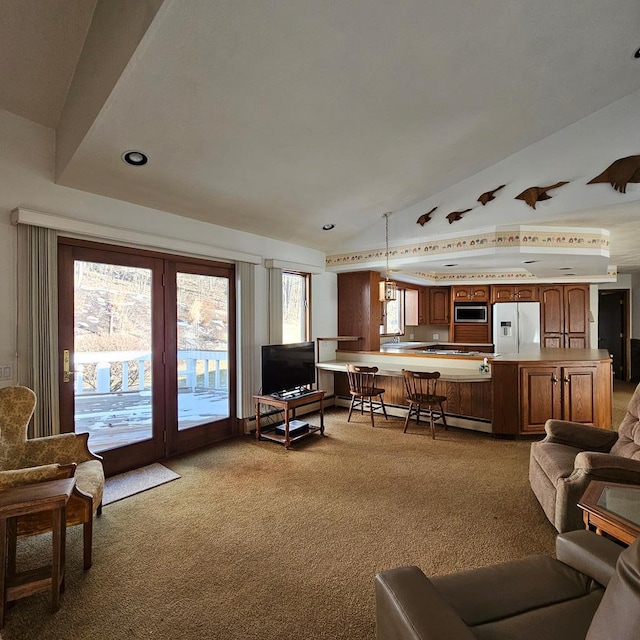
[446,208,472,224]
[416,206,438,226]
[477,185,505,205]
[515,181,569,209]
[588,155,640,193]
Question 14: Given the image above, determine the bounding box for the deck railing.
[74,350,228,394]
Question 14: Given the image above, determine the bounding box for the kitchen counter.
[380,341,494,356]
[321,347,612,435]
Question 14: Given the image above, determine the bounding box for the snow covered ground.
[75,389,230,451]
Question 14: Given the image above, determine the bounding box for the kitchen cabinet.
[405,288,419,326]
[540,285,589,348]
[491,354,611,435]
[337,271,382,351]
[519,364,597,432]
[491,285,538,303]
[427,287,450,325]
[451,285,490,302]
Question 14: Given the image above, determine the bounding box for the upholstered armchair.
[529,382,640,533]
[375,530,640,640]
[0,385,104,569]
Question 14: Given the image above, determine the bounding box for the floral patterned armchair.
[0,385,104,569]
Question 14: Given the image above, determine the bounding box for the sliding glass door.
[58,241,236,475]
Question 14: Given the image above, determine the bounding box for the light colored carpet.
[3,408,556,640]
[102,463,180,505]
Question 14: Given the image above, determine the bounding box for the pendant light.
[379,212,397,302]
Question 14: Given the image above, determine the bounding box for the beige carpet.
[102,463,181,505]
[5,409,559,639]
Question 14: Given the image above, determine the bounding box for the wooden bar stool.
[346,364,388,427]
[402,369,448,439]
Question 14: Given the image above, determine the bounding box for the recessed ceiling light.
[634,46,640,59]
[443,263,458,267]
[558,267,572,270]
[122,150,149,166]
[522,260,538,264]
[322,223,335,231]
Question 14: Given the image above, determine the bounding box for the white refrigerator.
[492,302,541,354]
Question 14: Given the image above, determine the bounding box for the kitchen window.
[381,289,405,336]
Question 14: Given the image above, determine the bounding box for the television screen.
[261,342,316,396]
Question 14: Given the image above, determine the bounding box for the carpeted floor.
[4,408,558,640]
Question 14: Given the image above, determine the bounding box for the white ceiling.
[1,0,640,279]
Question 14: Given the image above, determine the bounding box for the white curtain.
[16,224,60,437]
[268,266,283,344]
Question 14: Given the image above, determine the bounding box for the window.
[380,289,405,336]
[282,272,309,343]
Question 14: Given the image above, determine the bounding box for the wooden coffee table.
[578,480,640,546]
[0,478,76,627]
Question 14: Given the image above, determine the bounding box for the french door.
[58,240,236,475]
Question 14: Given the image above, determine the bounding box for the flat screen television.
[261,342,316,396]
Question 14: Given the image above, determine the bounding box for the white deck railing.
[74,350,228,394]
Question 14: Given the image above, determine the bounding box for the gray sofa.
[375,530,640,640]
[529,382,640,532]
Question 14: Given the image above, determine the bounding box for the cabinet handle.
[551,374,558,384]
[563,377,570,383]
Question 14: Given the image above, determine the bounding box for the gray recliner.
[529,382,640,533]
[375,530,640,640]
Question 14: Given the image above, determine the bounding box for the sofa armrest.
[0,462,76,490]
[543,420,618,452]
[375,566,476,640]
[556,530,623,587]
[573,451,640,481]
[24,432,102,467]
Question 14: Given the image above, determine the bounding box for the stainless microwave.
[453,303,488,323]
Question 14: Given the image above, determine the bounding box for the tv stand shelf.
[254,391,325,449]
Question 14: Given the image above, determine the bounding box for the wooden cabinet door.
[561,365,596,424]
[520,366,561,432]
[564,285,589,347]
[515,285,538,301]
[491,285,514,302]
[469,285,490,301]
[452,286,471,301]
[540,285,564,347]
[418,287,426,324]
[428,287,450,324]
[405,288,419,326]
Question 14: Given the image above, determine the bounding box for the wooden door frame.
[58,238,238,474]
[58,242,167,475]
[164,259,237,457]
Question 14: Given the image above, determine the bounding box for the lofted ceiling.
[1,0,640,280]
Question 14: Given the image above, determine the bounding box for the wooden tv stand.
[254,390,325,449]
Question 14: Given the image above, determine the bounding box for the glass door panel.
[73,261,154,451]
[176,272,230,430]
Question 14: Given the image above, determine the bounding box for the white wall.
[0,109,337,414]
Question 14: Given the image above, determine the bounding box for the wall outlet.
[0,364,13,381]
[409,333,414,340]
[432,333,440,340]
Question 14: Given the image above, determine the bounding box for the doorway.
[598,289,629,381]
[58,240,236,475]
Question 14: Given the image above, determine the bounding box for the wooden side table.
[254,390,325,448]
[0,478,76,627]
[578,480,640,546]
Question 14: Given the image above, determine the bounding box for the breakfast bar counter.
[319,347,612,436]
